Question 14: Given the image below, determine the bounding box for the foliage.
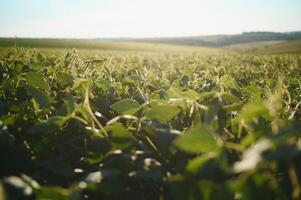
[0,48,301,200]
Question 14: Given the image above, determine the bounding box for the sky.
[0,0,301,38]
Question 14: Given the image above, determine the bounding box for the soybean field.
[0,46,301,200]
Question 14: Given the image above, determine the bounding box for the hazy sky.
[0,0,301,38]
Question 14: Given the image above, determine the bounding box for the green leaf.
[76,104,91,122]
[108,123,133,140]
[31,65,45,71]
[56,72,73,86]
[243,85,262,98]
[41,159,75,178]
[106,123,134,150]
[146,104,181,123]
[167,87,182,98]
[25,85,51,109]
[219,75,239,90]
[186,154,215,174]
[272,123,301,144]
[110,99,140,115]
[174,125,219,153]
[95,80,110,92]
[183,89,200,100]
[25,71,50,92]
[263,144,301,161]
[240,97,271,121]
[197,180,233,200]
[30,116,67,133]
[58,96,75,116]
[35,187,71,200]
[147,121,180,157]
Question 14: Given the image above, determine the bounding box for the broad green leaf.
[87,135,111,158]
[106,123,134,150]
[35,187,70,200]
[186,154,215,174]
[240,97,271,121]
[219,75,239,90]
[272,123,301,144]
[147,121,180,157]
[41,159,74,178]
[25,71,50,92]
[110,99,140,115]
[263,144,300,161]
[222,93,240,104]
[197,180,233,200]
[150,89,168,100]
[56,72,73,86]
[243,85,262,98]
[183,89,200,100]
[0,115,15,126]
[199,91,218,100]
[2,79,15,93]
[107,123,134,140]
[95,80,110,92]
[65,96,75,114]
[31,65,45,71]
[146,104,181,123]
[58,96,75,116]
[123,77,137,86]
[76,104,91,122]
[30,116,67,133]
[25,85,51,109]
[174,125,219,153]
[223,102,242,112]
[167,87,182,98]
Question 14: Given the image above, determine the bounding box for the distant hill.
[129,31,301,47]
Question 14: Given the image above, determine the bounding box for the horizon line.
[0,30,301,40]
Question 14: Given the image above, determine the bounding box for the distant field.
[223,41,284,52]
[257,39,301,53]
[0,38,221,54]
[0,38,300,55]
[223,40,301,54]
